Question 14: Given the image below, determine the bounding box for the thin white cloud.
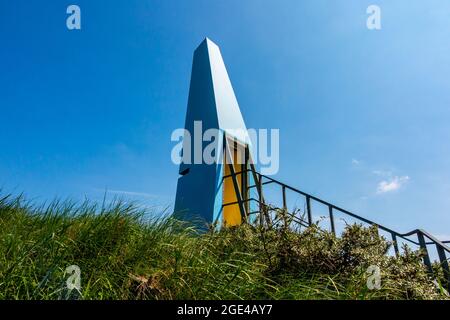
[376,176,410,194]
[94,188,159,199]
[109,190,158,198]
[351,159,360,165]
[372,170,392,177]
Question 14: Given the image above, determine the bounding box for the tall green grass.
[0,194,447,300]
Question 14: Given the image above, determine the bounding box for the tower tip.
[197,37,218,50]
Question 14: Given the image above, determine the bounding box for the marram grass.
[0,194,447,300]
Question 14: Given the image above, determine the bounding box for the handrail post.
[329,206,336,235]
[417,232,434,275]
[257,173,263,226]
[243,147,249,215]
[282,186,287,211]
[306,195,312,226]
[260,174,272,227]
[436,244,450,292]
[249,163,265,227]
[391,233,400,257]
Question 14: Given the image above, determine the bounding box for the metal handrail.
[224,169,450,247]
[221,167,450,290]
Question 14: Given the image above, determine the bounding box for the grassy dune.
[0,194,447,300]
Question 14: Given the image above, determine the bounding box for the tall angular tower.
[174,38,256,229]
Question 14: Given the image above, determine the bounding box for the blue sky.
[1,1,449,239]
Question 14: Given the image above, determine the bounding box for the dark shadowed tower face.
[174,38,256,229]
